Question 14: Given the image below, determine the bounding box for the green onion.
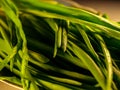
[0,0,120,90]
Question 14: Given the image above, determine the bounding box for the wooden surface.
[0,81,22,90]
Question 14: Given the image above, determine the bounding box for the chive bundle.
[0,0,120,90]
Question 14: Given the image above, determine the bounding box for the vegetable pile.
[0,0,120,90]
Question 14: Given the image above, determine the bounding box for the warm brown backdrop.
[74,0,120,22]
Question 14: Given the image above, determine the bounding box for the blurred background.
[74,0,120,22]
